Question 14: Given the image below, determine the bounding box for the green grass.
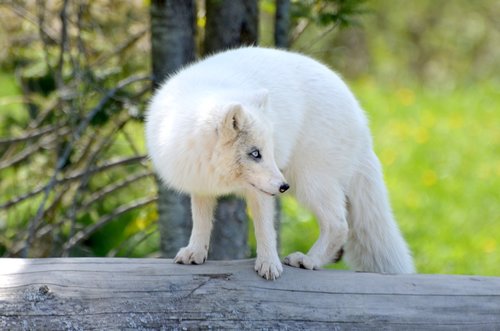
[280,79,500,276]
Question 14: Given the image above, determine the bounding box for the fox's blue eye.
[249,149,261,160]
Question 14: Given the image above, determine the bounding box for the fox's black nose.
[279,183,290,193]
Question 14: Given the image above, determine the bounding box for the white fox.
[146,47,415,280]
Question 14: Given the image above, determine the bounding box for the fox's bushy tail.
[344,150,415,273]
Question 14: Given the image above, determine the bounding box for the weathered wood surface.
[0,258,499,330]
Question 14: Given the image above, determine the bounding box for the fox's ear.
[220,103,245,137]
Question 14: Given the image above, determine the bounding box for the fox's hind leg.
[284,176,348,270]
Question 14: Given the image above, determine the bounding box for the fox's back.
[149,47,370,172]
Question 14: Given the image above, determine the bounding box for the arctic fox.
[146,47,415,280]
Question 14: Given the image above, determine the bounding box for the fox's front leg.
[174,195,216,264]
[247,191,282,280]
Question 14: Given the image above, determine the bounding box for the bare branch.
[38,183,71,231]
[79,171,153,212]
[62,196,157,254]
[36,0,55,73]
[65,116,131,249]
[31,96,60,128]
[0,186,45,211]
[0,142,42,170]
[23,74,150,256]
[55,0,70,89]
[1,154,148,211]
[91,27,148,67]
[4,1,59,43]
[107,223,157,257]
[0,96,31,107]
[298,22,340,53]
[2,1,154,258]
[65,155,148,182]
[120,122,142,155]
[0,123,66,145]
[290,19,310,44]
[74,1,87,75]
[0,127,70,170]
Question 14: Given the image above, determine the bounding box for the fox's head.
[213,90,289,196]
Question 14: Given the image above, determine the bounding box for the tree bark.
[204,0,259,260]
[150,0,196,257]
[150,0,196,84]
[204,0,259,53]
[274,0,290,48]
[273,0,292,247]
[208,196,249,259]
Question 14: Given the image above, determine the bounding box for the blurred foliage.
[290,0,367,28]
[309,0,500,86]
[1,0,499,275]
[0,0,156,258]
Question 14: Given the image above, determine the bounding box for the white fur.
[146,47,415,279]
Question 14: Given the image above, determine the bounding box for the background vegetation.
[1,0,498,276]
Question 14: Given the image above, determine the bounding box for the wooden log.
[0,258,499,330]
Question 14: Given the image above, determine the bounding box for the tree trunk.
[150,0,196,85]
[208,196,249,259]
[274,0,290,48]
[150,0,196,257]
[204,0,259,54]
[273,0,291,248]
[204,0,259,260]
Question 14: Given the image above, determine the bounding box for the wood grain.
[1,258,499,330]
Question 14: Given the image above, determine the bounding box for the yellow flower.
[449,113,464,129]
[415,127,429,144]
[404,191,421,209]
[483,239,496,254]
[422,169,437,187]
[381,149,396,166]
[396,88,415,106]
[421,110,436,128]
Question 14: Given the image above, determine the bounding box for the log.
[0,258,499,330]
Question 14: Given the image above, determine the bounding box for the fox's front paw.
[284,252,318,270]
[255,255,283,280]
[174,246,207,265]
